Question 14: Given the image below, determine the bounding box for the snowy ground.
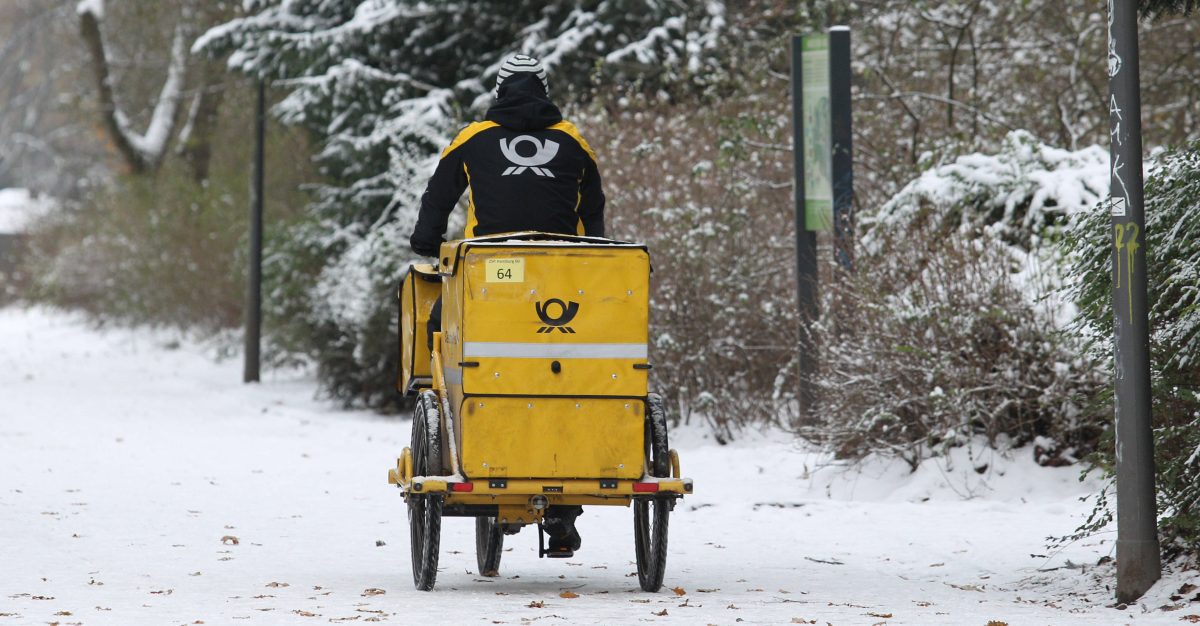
[1,308,1197,625]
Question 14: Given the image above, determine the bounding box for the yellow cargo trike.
[388,232,692,591]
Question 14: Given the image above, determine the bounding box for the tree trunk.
[79,9,146,174]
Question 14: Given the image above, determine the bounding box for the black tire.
[646,393,671,478]
[409,391,443,591]
[633,496,671,592]
[475,516,504,577]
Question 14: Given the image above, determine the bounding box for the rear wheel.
[475,516,504,577]
[633,496,671,592]
[408,390,443,591]
[636,394,672,592]
[646,393,670,478]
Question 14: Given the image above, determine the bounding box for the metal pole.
[1107,0,1160,603]
[792,35,818,424]
[828,27,854,272]
[244,78,265,384]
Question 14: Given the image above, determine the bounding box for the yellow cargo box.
[434,233,652,480]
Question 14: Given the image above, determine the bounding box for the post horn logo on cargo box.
[535,299,579,334]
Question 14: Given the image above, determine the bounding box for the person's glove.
[410,235,442,259]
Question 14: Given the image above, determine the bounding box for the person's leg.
[543,505,583,554]
[426,297,442,352]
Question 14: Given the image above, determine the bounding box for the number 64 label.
[485,258,525,283]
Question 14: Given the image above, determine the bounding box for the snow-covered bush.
[1066,139,1200,558]
[197,0,728,409]
[577,89,800,439]
[27,149,315,334]
[806,132,1111,467]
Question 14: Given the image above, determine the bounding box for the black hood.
[485,73,562,131]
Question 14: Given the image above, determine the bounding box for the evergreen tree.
[1067,140,1200,557]
[197,0,727,409]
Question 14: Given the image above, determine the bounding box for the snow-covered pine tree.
[196,0,727,409]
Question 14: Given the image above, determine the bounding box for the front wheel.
[408,391,443,591]
[633,496,671,592]
[475,516,504,577]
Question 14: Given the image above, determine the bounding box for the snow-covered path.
[0,309,1192,625]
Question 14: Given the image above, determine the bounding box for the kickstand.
[537,522,546,559]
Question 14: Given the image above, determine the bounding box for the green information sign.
[801,33,832,231]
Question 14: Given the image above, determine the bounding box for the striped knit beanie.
[495,54,549,97]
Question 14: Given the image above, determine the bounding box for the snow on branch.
[80,3,189,173]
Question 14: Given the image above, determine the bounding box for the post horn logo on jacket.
[500,135,560,177]
[409,59,605,258]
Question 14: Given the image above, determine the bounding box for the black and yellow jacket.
[409,73,605,258]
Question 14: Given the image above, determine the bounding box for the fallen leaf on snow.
[985,622,1009,626]
[527,601,544,608]
[375,540,386,547]
[221,536,239,545]
[697,588,719,593]
[361,588,385,597]
[559,591,578,599]
[54,612,72,616]
[791,620,816,624]
[330,617,361,623]
[1179,616,1200,623]
[652,609,668,616]
[266,582,290,588]
[292,610,319,617]
[866,612,892,618]
[672,587,686,596]
[32,596,54,601]
[150,589,173,595]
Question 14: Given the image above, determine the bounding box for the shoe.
[545,544,574,559]
[544,519,582,558]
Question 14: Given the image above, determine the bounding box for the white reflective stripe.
[463,342,648,359]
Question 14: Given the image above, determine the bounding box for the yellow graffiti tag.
[1114,222,1140,322]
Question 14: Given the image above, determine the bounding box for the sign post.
[792,33,820,423]
[792,27,854,423]
[1106,0,1160,603]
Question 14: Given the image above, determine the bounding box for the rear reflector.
[632,482,659,493]
[451,482,474,492]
